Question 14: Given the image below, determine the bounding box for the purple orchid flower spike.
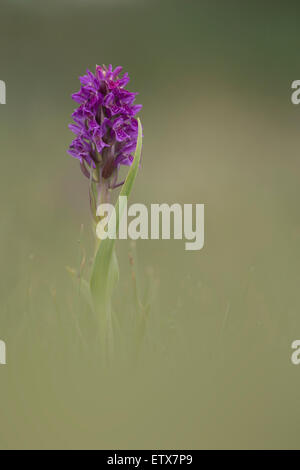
[68,64,142,191]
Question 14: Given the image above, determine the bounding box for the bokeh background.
[1,0,300,449]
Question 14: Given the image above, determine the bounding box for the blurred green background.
[1,0,300,449]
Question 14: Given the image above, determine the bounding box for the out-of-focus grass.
[1,0,300,449]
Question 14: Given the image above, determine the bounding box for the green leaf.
[90,118,143,352]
